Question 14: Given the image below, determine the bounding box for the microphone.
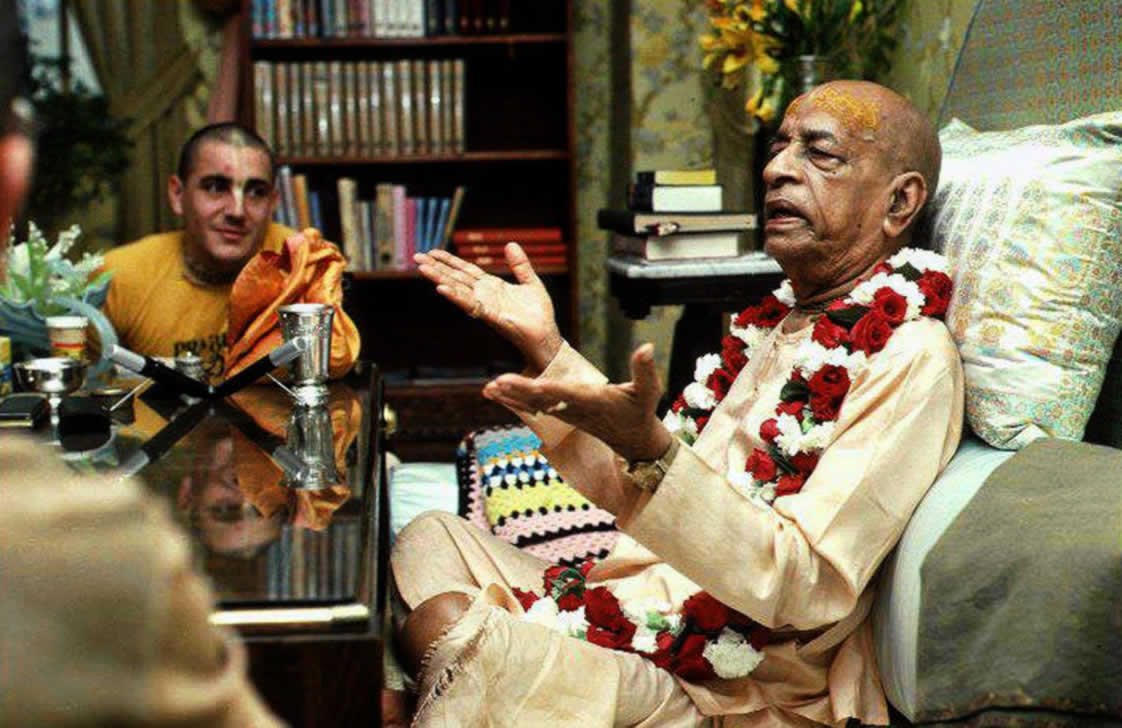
[107,345,213,400]
[211,337,307,398]
[116,399,212,478]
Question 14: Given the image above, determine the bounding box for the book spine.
[336,177,361,269]
[276,0,294,37]
[292,174,312,230]
[392,184,408,269]
[452,227,563,244]
[427,59,442,154]
[299,61,315,156]
[374,182,396,268]
[397,59,414,156]
[381,62,399,156]
[451,58,465,153]
[275,165,295,227]
[368,61,383,156]
[425,0,442,36]
[442,0,457,34]
[313,61,330,156]
[405,196,418,263]
[273,63,290,157]
[253,62,274,147]
[358,199,375,270]
[308,187,324,232]
[343,61,358,156]
[411,58,427,155]
[439,184,465,249]
[356,61,371,157]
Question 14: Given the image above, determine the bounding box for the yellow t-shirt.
[101,223,295,382]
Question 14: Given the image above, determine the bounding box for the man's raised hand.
[415,243,563,373]
[481,343,674,463]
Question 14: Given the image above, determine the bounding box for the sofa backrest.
[937,0,1122,448]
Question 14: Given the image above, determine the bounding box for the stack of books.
[599,168,756,261]
[452,227,565,269]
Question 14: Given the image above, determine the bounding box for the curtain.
[71,1,206,245]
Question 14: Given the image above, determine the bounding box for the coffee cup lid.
[45,315,89,327]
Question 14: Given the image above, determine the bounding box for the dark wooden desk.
[64,363,388,727]
[607,254,785,411]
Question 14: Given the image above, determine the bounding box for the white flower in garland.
[730,320,770,350]
[888,247,948,273]
[694,353,723,384]
[703,628,765,679]
[683,381,717,410]
[774,279,796,307]
[850,273,925,320]
[773,413,806,458]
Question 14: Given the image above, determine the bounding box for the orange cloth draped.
[225,228,360,380]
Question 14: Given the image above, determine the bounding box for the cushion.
[872,436,1014,721]
[930,114,1122,449]
[883,438,1122,726]
[457,424,618,565]
[387,461,459,541]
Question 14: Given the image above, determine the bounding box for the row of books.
[252,0,518,39]
[599,168,757,261]
[338,181,467,272]
[254,58,465,159]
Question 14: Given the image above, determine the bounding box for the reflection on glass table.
[60,367,386,635]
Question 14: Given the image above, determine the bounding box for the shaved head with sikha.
[763,80,941,308]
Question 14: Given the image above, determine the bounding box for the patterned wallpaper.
[571,0,975,380]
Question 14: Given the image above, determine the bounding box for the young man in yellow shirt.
[101,123,296,382]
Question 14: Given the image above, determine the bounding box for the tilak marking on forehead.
[788,87,881,137]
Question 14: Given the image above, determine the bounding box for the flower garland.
[516,248,953,681]
[665,247,952,508]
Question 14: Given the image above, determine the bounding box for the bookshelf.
[237,0,577,460]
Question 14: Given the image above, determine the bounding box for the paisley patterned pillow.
[457,424,617,565]
[931,114,1122,449]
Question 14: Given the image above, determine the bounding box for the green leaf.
[779,379,810,402]
[826,304,869,328]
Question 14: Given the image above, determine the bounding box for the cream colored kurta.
[392,316,963,727]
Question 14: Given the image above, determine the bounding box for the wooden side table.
[606,253,785,411]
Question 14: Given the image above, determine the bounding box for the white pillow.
[931,114,1122,449]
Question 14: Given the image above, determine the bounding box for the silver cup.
[283,402,341,490]
[277,303,333,404]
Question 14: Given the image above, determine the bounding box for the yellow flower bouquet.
[700,0,903,126]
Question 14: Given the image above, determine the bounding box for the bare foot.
[381,688,411,728]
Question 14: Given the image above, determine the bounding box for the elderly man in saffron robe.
[386,80,963,728]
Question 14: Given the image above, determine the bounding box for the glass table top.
[47,363,387,632]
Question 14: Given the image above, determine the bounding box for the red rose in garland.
[683,591,731,633]
[807,364,851,421]
[850,310,894,354]
[812,316,849,348]
[918,269,953,317]
[872,287,908,325]
[745,449,778,482]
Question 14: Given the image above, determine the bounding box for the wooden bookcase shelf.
[277,149,569,165]
[238,0,576,460]
[253,33,567,49]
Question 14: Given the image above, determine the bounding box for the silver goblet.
[14,357,88,438]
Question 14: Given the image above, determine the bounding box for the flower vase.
[0,287,118,376]
[794,55,835,95]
